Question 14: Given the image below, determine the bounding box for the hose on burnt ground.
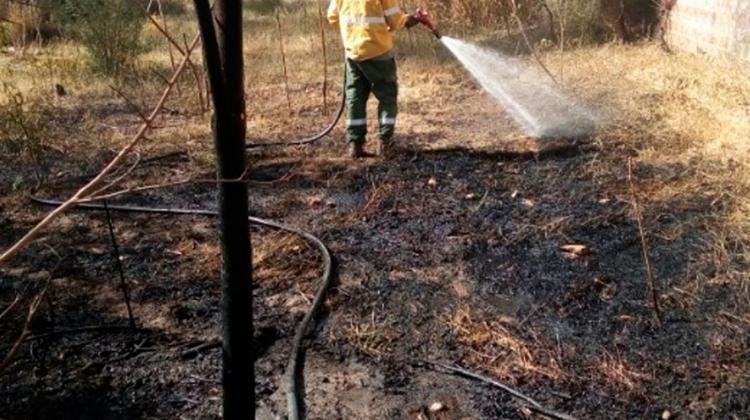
[246,72,346,149]
[32,79,347,419]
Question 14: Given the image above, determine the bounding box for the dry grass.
[595,352,652,394]
[448,305,566,383]
[2,3,750,415]
[252,231,321,290]
[1,0,747,322]
[539,44,750,302]
[336,313,402,357]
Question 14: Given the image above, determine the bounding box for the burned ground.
[2,95,748,419]
[1,13,750,419]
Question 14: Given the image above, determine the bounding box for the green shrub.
[49,0,147,75]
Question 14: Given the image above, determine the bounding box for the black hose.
[32,68,347,420]
[245,74,346,419]
[31,197,332,419]
[246,68,347,149]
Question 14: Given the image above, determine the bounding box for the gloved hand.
[413,8,435,29]
[405,7,435,29]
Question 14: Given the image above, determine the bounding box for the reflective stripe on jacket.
[327,0,409,62]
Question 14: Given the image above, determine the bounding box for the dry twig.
[110,85,150,123]
[147,14,207,112]
[0,284,49,373]
[157,0,177,76]
[184,34,207,112]
[316,0,329,114]
[82,168,251,203]
[0,295,22,321]
[627,158,662,324]
[87,152,143,199]
[275,8,293,112]
[424,361,579,420]
[509,0,558,84]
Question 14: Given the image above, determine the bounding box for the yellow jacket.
[327,0,410,62]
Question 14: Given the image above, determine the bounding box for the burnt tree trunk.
[193,1,254,419]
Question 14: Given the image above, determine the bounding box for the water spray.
[411,9,598,139]
[439,37,599,138]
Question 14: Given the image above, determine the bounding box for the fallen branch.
[83,177,195,203]
[424,361,579,420]
[88,152,143,199]
[0,294,22,321]
[0,284,48,373]
[110,85,150,124]
[181,338,221,360]
[82,166,251,203]
[21,325,140,344]
[627,158,662,324]
[0,33,202,265]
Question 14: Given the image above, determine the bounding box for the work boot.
[378,138,394,159]
[348,140,365,159]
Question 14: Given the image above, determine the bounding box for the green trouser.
[345,57,398,144]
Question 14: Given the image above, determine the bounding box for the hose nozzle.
[414,8,440,39]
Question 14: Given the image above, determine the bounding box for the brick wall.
[666,0,750,60]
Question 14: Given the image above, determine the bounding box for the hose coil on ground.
[34,75,347,419]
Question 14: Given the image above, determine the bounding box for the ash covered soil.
[1,77,749,420]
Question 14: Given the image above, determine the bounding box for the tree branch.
[0,33,202,265]
[0,284,49,373]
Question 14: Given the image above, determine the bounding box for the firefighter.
[327,1,433,158]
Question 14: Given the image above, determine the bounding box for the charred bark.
[193,1,253,419]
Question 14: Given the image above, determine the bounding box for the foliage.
[411,0,660,45]
[47,0,147,75]
[547,0,608,45]
[146,0,188,16]
[0,84,50,184]
[0,0,57,47]
[244,0,284,15]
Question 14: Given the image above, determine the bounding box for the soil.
[1,69,749,420]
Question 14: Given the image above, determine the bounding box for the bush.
[0,83,50,183]
[244,0,284,15]
[49,0,147,75]
[411,0,659,45]
[420,0,603,43]
[1,0,58,47]
[145,0,188,16]
[548,0,608,45]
